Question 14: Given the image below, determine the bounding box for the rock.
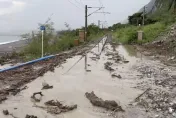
[2,110,9,115]
[87,64,91,66]
[25,114,38,118]
[123,61,129,63]
[171,56,175,60]
[171,27,175,30]
[172,113,176,117]
[42,82,48,87]
[42,83,53,90]
[169,107,174,113]
[111,74,122,79]
[86,70,91,72]
[155,115,159,118]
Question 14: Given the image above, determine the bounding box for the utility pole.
[42,30,44,57]
[40,26,45,57]
[143,6,146,26]
[85,5,109,42]
[84,5,109,71]
[85,5,88,70]
[85,5,88,41]
[137,19,139,26]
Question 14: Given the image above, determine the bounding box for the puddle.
[0,41,164,118]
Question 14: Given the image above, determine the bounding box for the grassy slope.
[113,0,176,44]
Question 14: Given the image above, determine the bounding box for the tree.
[128,12,157,26]
[108,23,129,31]
[128,12,143,25]
[168,0,176,12]
[87,23,99,36]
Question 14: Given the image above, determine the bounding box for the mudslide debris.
[105,51,125,64]
[104,62,114,72]
[34,100,77,115]
[12,86,28,96]
[42,82,53,90]
[111,74,122,79]
[123,60,129,63]
[2,109,18,118]
[134,88,176,117]
[85,91,124,112]
[134,88,151,102]
[3,110,9,115]
[25,115,37,118]
[31,92,43,102]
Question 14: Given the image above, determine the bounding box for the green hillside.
[148,0,176,24]
[112,0,176,44]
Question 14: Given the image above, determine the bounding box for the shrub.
[113,22,167,44]
[113,26,139,44]
[142,22,166,42]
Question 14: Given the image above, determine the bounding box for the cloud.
[0,0,26,15]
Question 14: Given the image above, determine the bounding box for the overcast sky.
[0,0,150,33]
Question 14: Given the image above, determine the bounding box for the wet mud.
[0,35,176,118]
[85,91,124,112]
[0,44,92,103]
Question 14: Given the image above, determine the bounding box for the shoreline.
[0,39,27,56]
[0,39,23,45]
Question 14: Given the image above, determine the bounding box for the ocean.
[0,36,22,45]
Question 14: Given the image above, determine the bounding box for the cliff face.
[140,0,171,14]
[139,0,156,13]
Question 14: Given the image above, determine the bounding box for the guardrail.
[0,55,55,73]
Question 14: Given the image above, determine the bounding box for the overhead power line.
[80,0,84,6]
[74,0,84,7]
[87,7,104,16]
[68,0,83,9]
[97,0,109,27]
[98,0,103,6]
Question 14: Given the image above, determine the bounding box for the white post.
[85,52,87,70]
[42,30,44,57]
[98,43,99,52]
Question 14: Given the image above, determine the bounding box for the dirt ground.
[0,35,176,118]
